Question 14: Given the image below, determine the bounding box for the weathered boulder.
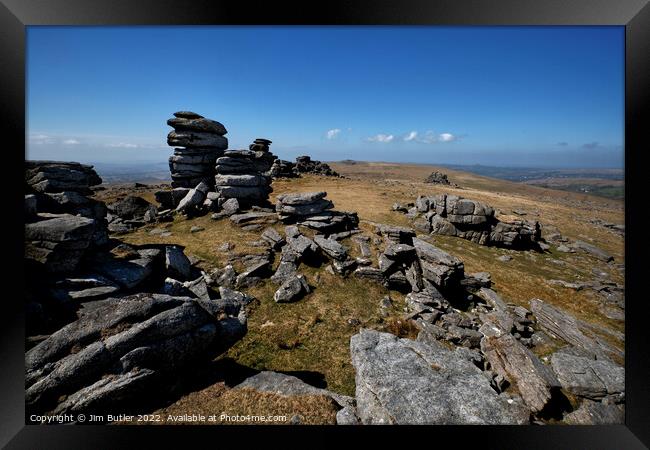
[550,351,624,402]
[273,274,310,303]
[108,196,156,221]
[412,237,464,289]
[234,371,352,410]
[50,275,121,302]
[481,333,560,412]
[350,330,529,424]
[25,214,96,273]
[563,400,624,424]
[529,298,612,360]
[25,294,246,415]
[26,161,102,195]
[165,245,192,280]
[313,235,348,261]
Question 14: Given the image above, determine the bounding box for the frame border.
[2,1,648,447]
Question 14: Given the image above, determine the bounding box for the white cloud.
[404,131,418,142]
[63,139,81,145]
[106,142,139,148]
[326,128,341,140]
[28,134,55,145]
[402,130,459,144]
[366,133,395,143]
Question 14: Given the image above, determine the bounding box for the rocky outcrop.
[424,171,451,185]
[213,144,276,206]
[349,329,529,424]
[294,155,339,177]
[25,293,247,415]
[167,111,228,188]
[25,214,97,274]
[26,161,102,195]
[400,194,542,249]
[269,159,298,178]
[26,161,109,249]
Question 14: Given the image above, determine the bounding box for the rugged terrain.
[83,160,624,424]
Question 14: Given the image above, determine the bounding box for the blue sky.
[26,26,624,168]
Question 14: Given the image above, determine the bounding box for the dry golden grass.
[130,383,338,425]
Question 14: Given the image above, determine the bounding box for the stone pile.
[213,140,277,206]
[399,194,541,249]
[275,192,359,234]
[167,111,228,188]
[424,170,451,185]
[25,161,109,274]
[294,155,339,176]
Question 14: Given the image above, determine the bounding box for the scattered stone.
[314,235,348,261]
[571,240,614,262]
[190,225,204,233]
[497,255,513,262]
[274,274,310,303]
[165,245,192,280]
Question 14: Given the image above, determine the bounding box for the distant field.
[432,163,624,200]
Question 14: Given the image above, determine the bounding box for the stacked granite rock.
[213,139,276,206]
[275,192,359,234]
[294,155,339,177]
[25,161,109,273]
[403,194,541,249]
[167,111,228,188]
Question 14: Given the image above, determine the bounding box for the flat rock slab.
[529,299,612,360]
[230,212,277,225]
[235,371,352,409]
[550,351,624,402]
[313,235,348,261]
[276,192,327,205]
[350,329,530,424]
[481,334,560,412]
[563,400,624,424]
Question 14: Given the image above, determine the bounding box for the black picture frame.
[2,0,648,448]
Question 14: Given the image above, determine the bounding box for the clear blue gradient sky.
[26,26,624,168]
